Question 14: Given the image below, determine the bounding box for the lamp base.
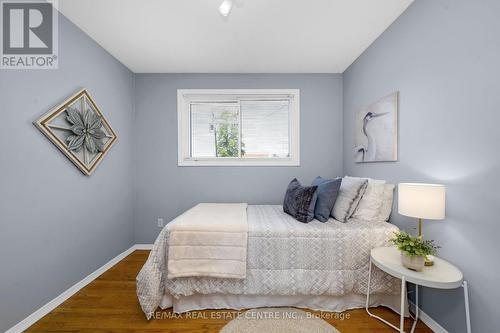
[425,255,434,266]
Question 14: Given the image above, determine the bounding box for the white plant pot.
[401,253,425,271]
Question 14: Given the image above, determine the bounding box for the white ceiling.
[58,0,413,73]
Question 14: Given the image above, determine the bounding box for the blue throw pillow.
[312,176,342,222]
[283,178,318,223]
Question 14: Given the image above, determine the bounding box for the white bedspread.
[167,203,248,279]
[137,205,400,319]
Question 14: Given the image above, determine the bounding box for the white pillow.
[376,184,395,221]
[332,176,368,222]
[352,178,386,221]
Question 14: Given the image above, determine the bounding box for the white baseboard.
[134,243,154,250]
[409,301,449,333]
[5,244,153,333]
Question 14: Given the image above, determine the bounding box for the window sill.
[178,157,300,167]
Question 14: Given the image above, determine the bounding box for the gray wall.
[0,14,135,331]
[134,74,343,243]
[343,0,500,332]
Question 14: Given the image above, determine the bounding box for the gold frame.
[33,88,118,176]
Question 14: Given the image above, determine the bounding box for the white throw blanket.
[167,203,248,279]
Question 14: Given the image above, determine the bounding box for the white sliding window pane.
[190,103,240,158]
[241,100,289,158]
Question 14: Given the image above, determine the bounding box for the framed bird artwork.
[354,92,398,163]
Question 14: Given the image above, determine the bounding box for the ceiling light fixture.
[219,0,233,17]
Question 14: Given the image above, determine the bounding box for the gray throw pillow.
[332,176,368,222]
[283,178,318,223]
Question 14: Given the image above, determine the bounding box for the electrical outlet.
[157,217,164,228]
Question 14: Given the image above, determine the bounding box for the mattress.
[137,205,401,318]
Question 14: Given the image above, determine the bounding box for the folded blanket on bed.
[167,203,248,279]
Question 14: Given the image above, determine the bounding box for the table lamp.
[398,183,446,266]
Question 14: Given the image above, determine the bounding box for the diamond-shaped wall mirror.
[34,89,117,176]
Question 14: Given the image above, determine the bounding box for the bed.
[137,205,402,318]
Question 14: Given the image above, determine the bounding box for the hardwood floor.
[25,250,432,333]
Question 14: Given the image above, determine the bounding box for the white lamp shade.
[398,183,446,220]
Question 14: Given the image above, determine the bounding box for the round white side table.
[366,246,471,333]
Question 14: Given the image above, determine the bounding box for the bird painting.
[354,92,398,163]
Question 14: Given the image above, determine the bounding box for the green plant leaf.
[391,231,438,257]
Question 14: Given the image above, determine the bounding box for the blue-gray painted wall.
[0,14,135,331]
[133,74,344,243]
[343,0,500,332]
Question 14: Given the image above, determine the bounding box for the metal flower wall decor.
[66,108,106,153]
[34,89,117,176]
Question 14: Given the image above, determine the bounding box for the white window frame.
[178,89,300,166]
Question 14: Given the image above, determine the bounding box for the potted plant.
[391,231,439,271]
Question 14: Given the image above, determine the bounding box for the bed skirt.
[159,293,407,316]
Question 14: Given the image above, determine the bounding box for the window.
[178,89,300,166]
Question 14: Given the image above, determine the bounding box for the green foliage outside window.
[214,111,245,157]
